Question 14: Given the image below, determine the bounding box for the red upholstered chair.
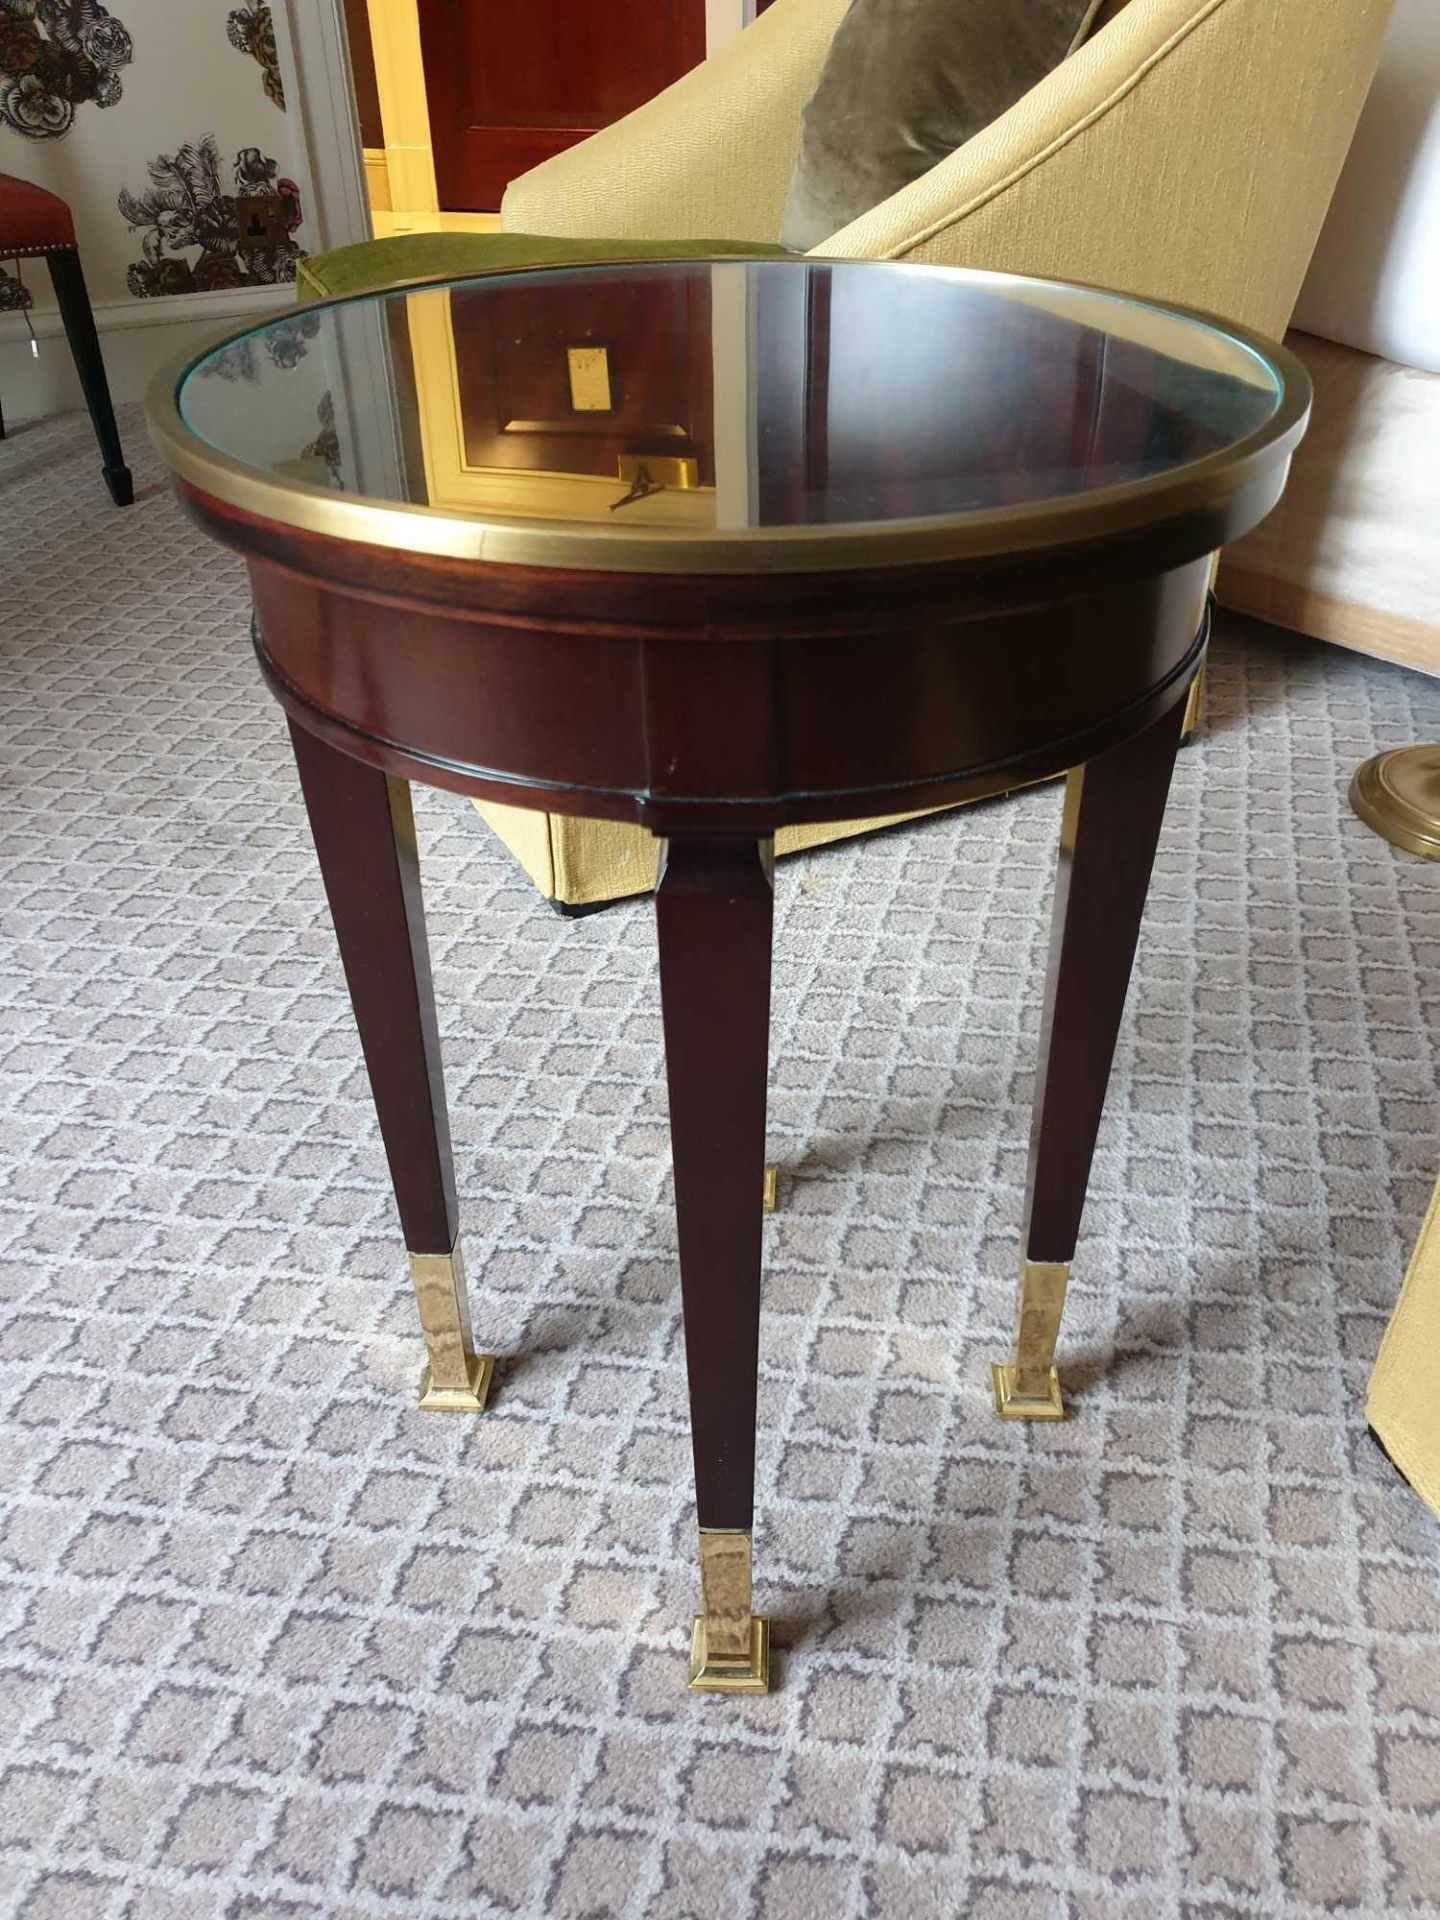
[1,173,132,505]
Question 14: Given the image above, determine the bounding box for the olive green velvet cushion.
[780,0,1104,252]
[296,231,786,303]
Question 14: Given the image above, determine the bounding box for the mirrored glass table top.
[156,258,1308,574]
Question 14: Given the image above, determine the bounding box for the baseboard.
[0,283,290,422]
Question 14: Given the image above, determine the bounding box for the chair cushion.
[780,0,1103,251]
[297,230,787,303]
[0,172,76,256]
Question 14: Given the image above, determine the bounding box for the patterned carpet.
[4,406,1440,1919]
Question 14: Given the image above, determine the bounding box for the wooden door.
[417,0,707,212]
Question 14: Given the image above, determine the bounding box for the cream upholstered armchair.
[473,0,1395,909]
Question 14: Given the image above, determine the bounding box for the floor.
[3,408,1440,1917]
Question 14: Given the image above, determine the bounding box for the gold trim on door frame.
[364,0,439,213]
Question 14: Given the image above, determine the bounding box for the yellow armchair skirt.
[479,801,946,911]
[1369,1175,1440,1524]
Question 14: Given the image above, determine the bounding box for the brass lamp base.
[991,1361,1065,1421]
[1350,747,1440,860]
[688,1614,771,1693]
[418,1351,494,1412]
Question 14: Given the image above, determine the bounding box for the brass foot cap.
[688,1615,771,1693]
[762,1166,779,1214]
[991,1361,1065,1421]
[417,1352,495,1412]
[1350,747,1440,860]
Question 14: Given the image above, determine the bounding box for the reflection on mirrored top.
[177,259,1286,543]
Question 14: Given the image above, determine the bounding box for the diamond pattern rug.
[3,407,1440,1918]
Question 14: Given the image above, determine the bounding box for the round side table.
[148,258,1309,1691]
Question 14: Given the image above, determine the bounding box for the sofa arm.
[501,0,849,244]
[818,0,1394,341]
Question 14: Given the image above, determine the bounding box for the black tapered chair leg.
[45,247,133,506]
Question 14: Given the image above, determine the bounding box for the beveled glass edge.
[145,256,1313,577]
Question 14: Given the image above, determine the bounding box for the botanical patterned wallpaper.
[0,260,31,309]
[226,0,284,111]
[119,138,303,298]
[0,1,133,139]
[0,1,305,312]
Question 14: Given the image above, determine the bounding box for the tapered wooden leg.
[993,687,1190,1420]
[46,248,133,507]
[655,835,773,1692]
[288,720,493,1411]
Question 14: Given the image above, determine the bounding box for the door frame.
[338,0,752,218]
[271,0,374,252]
[274,0,754,245]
